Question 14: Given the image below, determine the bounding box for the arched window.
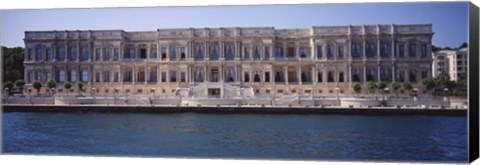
[254,46,261,59]
[254,71,261,82]
[327,71,334,82]
[195,43,204,60]
[195,69,204,82]
[226,67,235,82]
[226,43,234,60]
[170,47,176,60]
[210,42,219,60]
[301,72,307,82]
[275,71,283,83]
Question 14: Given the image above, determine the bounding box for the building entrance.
[208,88,221,97]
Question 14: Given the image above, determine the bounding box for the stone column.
[284,66,288,85]
[65,42,68,62]
[145,66,148,85]
[157,66,161,85]
[219,65,223,82]
[132,65,136,85]
[298,66,302,85]
[204,42,209,60]
[348,63,352,84]
[147,45,151,61]
[377,36,380,58]
[348,36,352,59]
[363,65,366,83]
[76,42,80,62]
[391,36,395,58]
[52,43,57,62]
[204,66,207,83]
[377,63,381,82]
[311,66,316,85]
[392,64,396,82]
[363,37,366,58]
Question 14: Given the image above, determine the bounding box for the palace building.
[23,24,433,97]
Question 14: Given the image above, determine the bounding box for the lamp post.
[383,88,389,101]
[114,88,119,104]
[28,88,32,105]
[92,87,96,105]
[335,87,340,100]
[413,88,418,101]
[443,88,449,102]
[240,88,244,105]
[5,87,9,104]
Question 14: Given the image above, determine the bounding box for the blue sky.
[0,2,468,48]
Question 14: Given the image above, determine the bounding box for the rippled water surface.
[2,112,467,162]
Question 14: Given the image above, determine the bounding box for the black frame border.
[468,1,479,163]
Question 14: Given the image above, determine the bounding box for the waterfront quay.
[2,95,467,115]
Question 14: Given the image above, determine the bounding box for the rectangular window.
[161,72,167,82]
[27,48,33,60]
[399,44,405,57]
[244,47,250,59]
[82,70,89,83]
[123,71,132,83]
[409,44,416,57]
[161,47,167,60]
[114,72,119,82]
[82,47,89,61]
[46,48,52,60]
[265,72,270,82]
[317,72,323,82]
[351,43,360,58]
[339,72,344,82]
[180,72,186,82]
[264,47,270,60]
[59,70,65,83]
[139,49,147,59]
[114,48,120,60]
[150,48,157,59]
[104,71,110,82]
[287,47,295,58]
[327,71,334,82]
[180,48,185,60]
[170,47,177,60]
[299,47,309,58]
[244,72,250,82]
[59,47,66,60]
[421,44,427,58]
[366,43,374,58]
[421,71,428,79]
[409,70,416,83]
[104,48,111,61]
[71,70,77,82]
[71,47,77,61]
[317,46,323,59]
[380,43,389,57]
[274,47,283,58]
[127,48,135,59]
[45,72,51,82]
[95,72,101,82]
[327,45,333,59]
[211,43,219,60]
[36,48,43,61]
[225,43,234,60]
[149,70,157,83]
[338,46,344,58]
[95,48,101,61]
[170,71,176,82]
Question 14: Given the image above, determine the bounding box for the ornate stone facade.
[23,24,434,97]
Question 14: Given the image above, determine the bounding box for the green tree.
[403,83,413,95]
[3,81,14,90]
[458,42,468,49]
[15,79,26,91]
[352,82,362,96]
[32,80,42,94]
[2,46,24,82]
[434,72,450,89]
[46,79,57,95]
[421,77,436,94]
[64,81,72,96]
[76,82,83,95]
[365,81,377,96]
[377,82,387,91]
[391,82,401,96]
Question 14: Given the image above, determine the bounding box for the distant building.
[23,24,434,97]
[432,48,467,81]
